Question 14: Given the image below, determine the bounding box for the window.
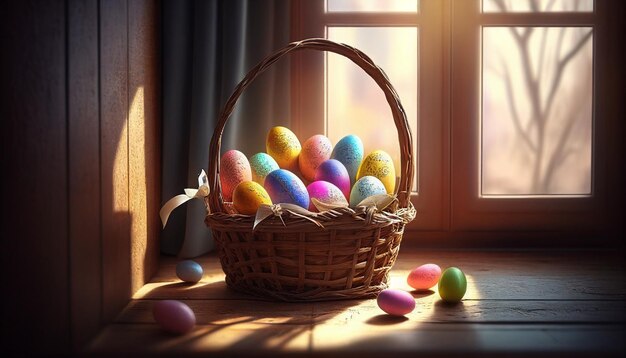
[291,0,618,241]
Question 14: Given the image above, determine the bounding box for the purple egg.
[377,289,416,316]
[152,300,196,334]
[263,169,310,209]
[306,180,348,212]
[314,159,351,200]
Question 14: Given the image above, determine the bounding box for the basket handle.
[208,38,414,213]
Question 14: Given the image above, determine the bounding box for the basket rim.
[205,200,416,233]
[206,38,415,216]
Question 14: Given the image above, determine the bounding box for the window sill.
[88,248,626,356]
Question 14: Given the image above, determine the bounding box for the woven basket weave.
[205,38,415,301]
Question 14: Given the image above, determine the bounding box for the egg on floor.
[331,134,364,186]
[438,267,467,303]
[249,152,279,185]
[152,300,196,335]
[233,180,272,215]
[314,159,351,200]
[266,126,302,172]
[306,180,348,212]
[263,169,310,209]
[349,175,387,208]
[299,134,333,182]
[176,260,203,283]
[377,289,416,316]
[407,263,442,291]
[357,150,396,194]
[220,149,252,202]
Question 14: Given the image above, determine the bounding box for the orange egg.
[299,134,332,182]
[232,181,272,215]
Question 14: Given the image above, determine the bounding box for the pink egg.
[220,150,252,201]
[315,159,351,200]
[377,289,416,316]
[299,135,332,182]
[306,180,348,212]
[152,300,196,334]
[407,263,442,291]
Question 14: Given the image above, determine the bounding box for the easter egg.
[176,260,203,283]
[357,150,396,194]
[264,169,309,209]
[306,180,348,212]
[266,126,302,171]
[438,267,467,303]
[299,134,332,182]
[220,150,252,202]
[349,176,387,208]
[152,300,196,334]
[233,181,273,215]
[314,159,350,200]
[249,153,279,185]
[407,263,442,291]
[377,289,416,316]
[331,135,364,186]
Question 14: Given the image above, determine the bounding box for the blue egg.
[249,152,280,185]
[176,260,203,283]
[349,176,387,208]
[264,169,310,209]
[331,135,364,186]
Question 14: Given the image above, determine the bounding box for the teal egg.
[438,267,467,303]
[249,153,280,185]
[349,176,386,207]
[331,135,364,186]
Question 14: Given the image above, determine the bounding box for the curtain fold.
[161,0,291,257]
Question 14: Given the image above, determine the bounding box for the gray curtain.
[161,0,291,257]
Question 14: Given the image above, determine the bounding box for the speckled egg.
[331,134,364,185]
[357,150,396,194]
[438,267,467,303]
[233,181,273,215]
[299,134,333,182]
[349,175,387,208]
[249,153,280,185]
[152,300,196,335]
[377,289,416,316]
[266,126,302,171]
[220,150,252,202]
[407,263,442,291]
[176,260,203,283]
[314,159,350,200]
[263,169,309,209]
[306,180,348,212]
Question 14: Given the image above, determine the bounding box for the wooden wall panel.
[0,0,70,354]
[68,0,102,349]
[128,0,161,294]
[100,0,132,323]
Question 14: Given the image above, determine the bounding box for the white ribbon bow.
[159,170,210,228]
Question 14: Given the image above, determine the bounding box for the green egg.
[438,267,467,303]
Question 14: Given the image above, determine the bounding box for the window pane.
[327,0,418,12]
[327,27,418,192]
[483,0,593,12]
[482,27,593,195]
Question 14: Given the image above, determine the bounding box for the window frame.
[290,0,622,245]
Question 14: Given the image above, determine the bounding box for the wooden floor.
[89,249,626,357]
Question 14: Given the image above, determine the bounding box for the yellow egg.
[266,126,301,171]
[232,181,273,215]
[356,150,396,194]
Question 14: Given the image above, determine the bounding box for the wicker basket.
[205,38,415,301]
